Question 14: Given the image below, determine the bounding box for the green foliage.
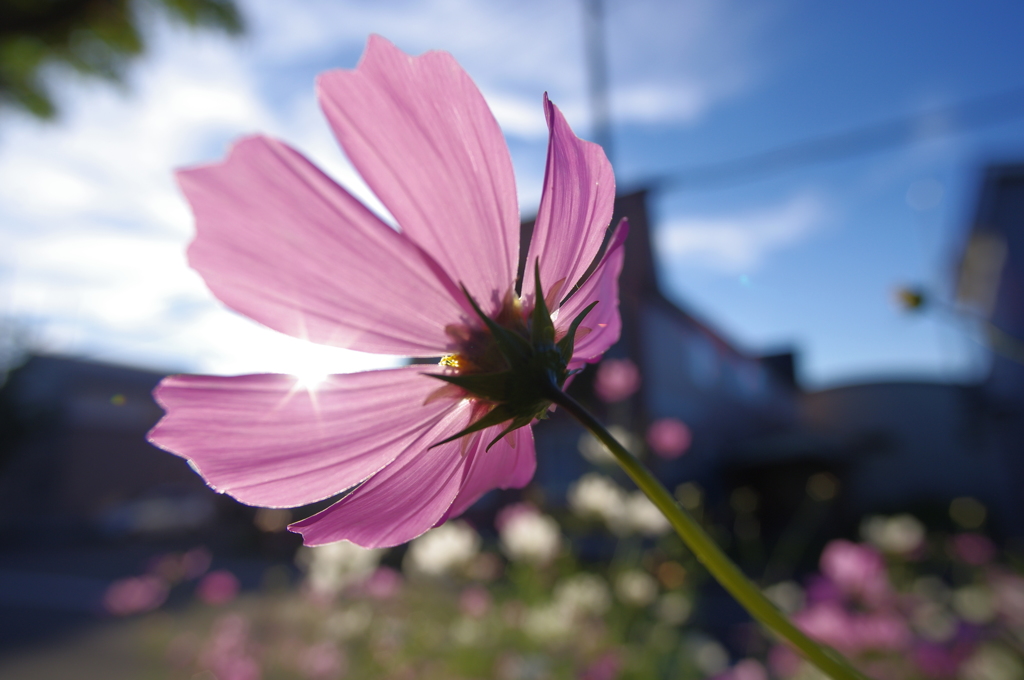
[0,0,243,119]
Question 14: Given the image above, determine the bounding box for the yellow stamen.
[439,354,461,368]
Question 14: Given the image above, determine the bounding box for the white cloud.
[612,82,709,124]
[0,33,271,237]
[0,23,387,376]
[242,0,768,134]
[479,89,549,138]
[656,193,826,274]
[604,0,773,125]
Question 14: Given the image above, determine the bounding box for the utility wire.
[639,86,1024,193]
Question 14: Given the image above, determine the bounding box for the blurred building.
[0,355,217,543]
[526,192,802,508]
[532,179,1023,546]
[0,355,298,649]
[953,163,1024,533]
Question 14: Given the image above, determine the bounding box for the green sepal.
[428,405,516,449]
[427,371,514,403]
[461,284,531,363]
[557,301,599,364]
[432,267,593,450]
[484,415,534,451]
[530,262,556,347]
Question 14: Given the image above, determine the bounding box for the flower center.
[425,269,598,451]
[440,290,532,378]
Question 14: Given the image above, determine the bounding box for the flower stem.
[546,386,869,680]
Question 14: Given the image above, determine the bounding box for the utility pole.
[582,0,614,164]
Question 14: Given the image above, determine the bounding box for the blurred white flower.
[656,591,692,625]
[555,573,612,617]
[567,475,670,537]
[860,514,925,555]
[325,604,373,641]
[615,570,659,607]
[961,644,1024,680]
[297,540,382,596]
[954,584,997,624]
[578,426,639,466]
[450,617,484,646]
[522,573,614,642]
[910,601,957,642]
[912,575,951,604]
[762,580,805,615]
[405,521,480,577]
[499,507,562,565]
[568,473,627,523]
[625,491,671,536]
[523,601,574,642]
[685,635,729,676]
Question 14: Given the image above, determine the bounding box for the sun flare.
[293,370,330,392]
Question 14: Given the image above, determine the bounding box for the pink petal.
[318,35,519,313]
[148,366,461,507]
[180,135,468,357]
[289,403,479,548]
[558,219,629,366]
[521,95,615,307]
[440,425,537,523]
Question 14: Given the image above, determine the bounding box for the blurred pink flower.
[992,572,1024,626]
[459,585,492,618]
[148,553,185,582]
[646,417,691,459]
[804,573,843,605]
[299,642,347,680]
[819,539,890,604]
[594,358,641,402]
[767,645,802,678]
[103,575,168,615]
[182,546,213,579]
[949,532,996,566]
[460,585,491,614]
[200,614,261,680]
[579,651,622,680]
[361,566,402,600]
[795,602,910,655]
[852,612,910,651]
[794,602,858,653]
[495,502,535,531]
[148,36,625,549]
[721,659,768,680]
[197,569,241,605]
[913,641,974,679]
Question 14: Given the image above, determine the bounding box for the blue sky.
[2,0,1023,388]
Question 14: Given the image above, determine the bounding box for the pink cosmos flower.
[819,539,890,605]
[646,417,692,459]
[103,574,168,615]
[148,36,625,549]
[949,532,996,566]
[593,357,641,402]
[197,569,241,605]
[459,585,492,618]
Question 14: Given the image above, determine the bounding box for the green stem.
[546,386,869,680]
